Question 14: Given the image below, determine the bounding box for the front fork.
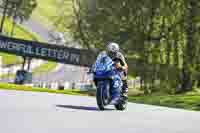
[94,78,123,102]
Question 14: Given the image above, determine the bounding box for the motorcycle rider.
[106,42,129,104]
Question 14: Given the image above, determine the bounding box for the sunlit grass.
[0,18,41,65]
[32,0,73,31]
[32,61,57,74]
[129,93,200,111]
[0,82,86,96]
[0,61,57,78]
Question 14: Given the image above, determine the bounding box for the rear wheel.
[115,96,127,111]
[115,102,127,111]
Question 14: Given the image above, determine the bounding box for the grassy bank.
[0,18,57,77]
[32,0,73,31]
[32,61,57,74]
[129,93,200,111]
[4,18,42,41]
[0,61,57,79]
[0,18,42,66]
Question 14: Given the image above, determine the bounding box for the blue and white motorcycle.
[92,52,127,110]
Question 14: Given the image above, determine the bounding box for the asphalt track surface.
[0,89,200,133]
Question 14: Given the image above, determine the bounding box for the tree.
[66,0,200,93]
[0,0,37,35]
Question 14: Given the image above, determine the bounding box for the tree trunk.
[180,1,196,92]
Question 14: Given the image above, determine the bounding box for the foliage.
[1,0,37,22]
[67,0,200,94]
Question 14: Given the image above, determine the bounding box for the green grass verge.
[1,82,200,111]
[0,83,88,96]
[129,93,200,111]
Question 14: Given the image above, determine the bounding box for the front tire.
[96,81,110,110]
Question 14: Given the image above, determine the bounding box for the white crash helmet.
[107,42,120,53]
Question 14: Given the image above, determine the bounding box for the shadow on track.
[56,104,114,111]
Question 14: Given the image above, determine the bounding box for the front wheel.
[96,81,110,110]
